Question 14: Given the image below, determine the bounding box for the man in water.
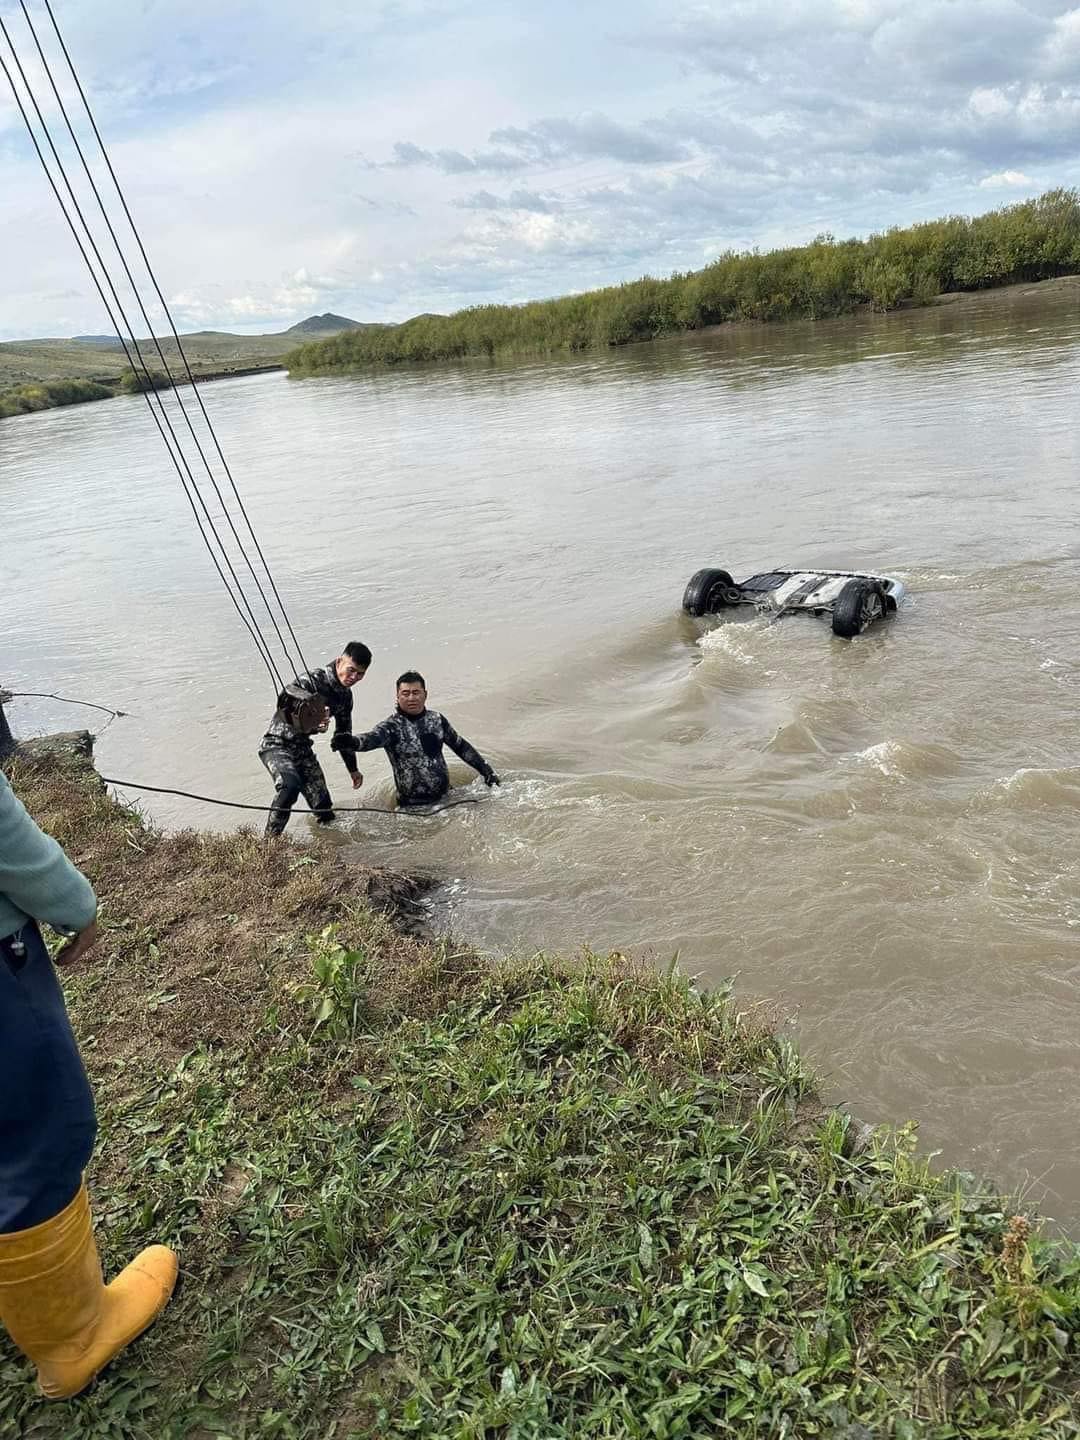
[345,670,499,806]
[259,641,371,837]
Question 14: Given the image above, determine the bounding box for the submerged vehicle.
[682,566,905,638]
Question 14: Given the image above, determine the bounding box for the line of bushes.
[0,376,114,419]
[116,365,173,393]
[287,189,1080,372]
[1,367,191,421]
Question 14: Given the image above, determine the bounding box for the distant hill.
[71,314,372,344]
[0,314,378,391]
[285,313,373,335]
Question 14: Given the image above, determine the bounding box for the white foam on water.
[978,766,1080,811]
[502,775,606,813]
[851,738,966,783]
[697,618,771,668]
[854,740,904,777]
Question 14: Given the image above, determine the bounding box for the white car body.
[682,565,906,637]
[747,569,906,614]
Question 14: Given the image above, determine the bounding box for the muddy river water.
[5,281,1080,1223]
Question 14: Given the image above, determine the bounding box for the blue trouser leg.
[0,923,96,1233]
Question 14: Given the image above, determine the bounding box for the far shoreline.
[4,270,1079,422]
[0,359,286,423]
[285,269,1080,381]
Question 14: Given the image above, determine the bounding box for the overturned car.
[682,566,905,638]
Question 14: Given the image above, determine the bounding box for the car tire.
[831,579,885,638]
[682,568,738,616]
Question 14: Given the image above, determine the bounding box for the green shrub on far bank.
[0,377,113,418]
[288,189,1080,374]
[0,365,173,419]
[117,365,172,393]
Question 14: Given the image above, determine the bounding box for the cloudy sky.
[2,0,1080,338]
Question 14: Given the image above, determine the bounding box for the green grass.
[3,755,1080,1438]
[0,377,114,418]
[287,189,1080,373]
[0,338,129,387]
[0,343,284,422]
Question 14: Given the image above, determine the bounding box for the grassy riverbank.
[0,363,286,420]
[288,190,1080,373]
[0,315,365,421]
[3,747,1080,1438]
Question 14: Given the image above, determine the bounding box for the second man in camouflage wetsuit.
[344,670,499,806]
[259,642,371,837]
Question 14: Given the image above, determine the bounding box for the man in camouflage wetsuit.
[344,670,499,806]
[259,642,372,837]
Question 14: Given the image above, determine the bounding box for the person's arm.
[440,717,499,785]
[350,719,395,754]
[332,693,353,740]
[0,773,98,936]
[329,691,360,780]
[334,718,396,790]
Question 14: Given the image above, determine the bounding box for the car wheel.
[682,568,738,616]
[831,579,885,638]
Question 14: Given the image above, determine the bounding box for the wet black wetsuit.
[352,708,496,806]
[258,661,359,835]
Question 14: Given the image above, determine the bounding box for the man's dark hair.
[344,641,372,669]
[397,670,426,689]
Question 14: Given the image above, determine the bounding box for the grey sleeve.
[440,717,492,779]
[353,719,395,754]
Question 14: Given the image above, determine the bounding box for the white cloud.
[979,168,1035,186]
[1043,6,1080,75]
[968,87,1016,119]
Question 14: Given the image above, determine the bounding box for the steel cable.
[22,0,307,682]
[100,777,480,818]
[0,20,285,688]
[0,36,286,692]
[37,0,311,680]
[1,690,130,718]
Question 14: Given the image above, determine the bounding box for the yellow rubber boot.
[0,1181,177,1399]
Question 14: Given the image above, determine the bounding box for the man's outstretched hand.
[351,771,364,790]
[484,772,501,788]
[55,918,99,969]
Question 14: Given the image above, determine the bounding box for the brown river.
[4,280,1080,1223]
